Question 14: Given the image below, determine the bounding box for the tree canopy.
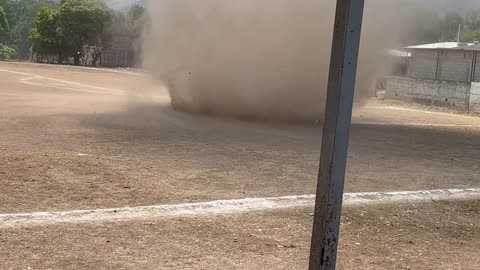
[53,0,113,64]
[0,6,9,35]
[400,9,480,45]
[28,6,60,60]
[1,1,479,65]
[1,0,57,60]
[1,0,144,64]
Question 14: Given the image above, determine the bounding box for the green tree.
[441,12,464,42]
[23,0,142,66]
[107,4,144,39]
[109,11,128,36]
[56,0,113,65]
[460,10,480,42]
[13,1,57,59]
[401,9,443,45]
[29,6,63,62]
[127,4,144,38]
[462,29,480,42]
[0,43,15,60]
[0,6,9,35]
[0,0,56,60]
[465,10,480,30]
[0,0,23,44]
[127,4,144,27]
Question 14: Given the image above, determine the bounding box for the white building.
[405,42,480,82]
[385,42,480,112]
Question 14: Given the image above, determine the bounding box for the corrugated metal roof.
[405,42,480,51]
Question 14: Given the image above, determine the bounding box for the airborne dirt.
[142,0,410,121]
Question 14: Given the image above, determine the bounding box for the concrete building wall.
[407,50,438,80]
[385,76,470,109]
[470,82,480,113]
[438,51,473,82]
[475,58,480,82]
[394,48,480,112]
[407,49,478,82]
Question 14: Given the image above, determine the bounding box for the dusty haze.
[142,0,405,122]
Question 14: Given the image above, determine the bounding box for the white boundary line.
[378,106,478,120]
[0,68,123,95]
[355,121,480,128]
[2,68,480,126]
[1,188,479,228]
[0,61,146,76]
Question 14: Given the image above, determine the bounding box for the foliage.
[401,9,480,45]
[441,12,465,41]
[465,10,480,30]
[2,1,480,65]
[462,29,480,42]
[128,4,143,22]
[127,4,144,38]
[26,0,145,66]
[28,6,61,62]
[55,0,113,65]
[0,43,15,60]
[0,6,9,35]
[16,1,57,59]
[0,0,57,60]
[401,9,443,45]
[108,4,144,37]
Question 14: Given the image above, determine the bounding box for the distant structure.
[376,49,410,90]
[386,49,410,76]
[405,42,480,82]
[385,42,480,113]
[101,36,137,68]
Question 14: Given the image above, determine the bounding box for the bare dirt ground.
[1,62,479,269]
[1,201,479,270]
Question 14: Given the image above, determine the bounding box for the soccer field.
[1,62,479,269]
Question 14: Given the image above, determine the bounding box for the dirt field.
[1,62,479,269]
[1,201,479,270]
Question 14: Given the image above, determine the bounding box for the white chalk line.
[2,68,479,128]
[1,68,166,100]
[354,121,480,128]
[0,61,146,77]
[19,77,124,95]
[0,188,479,228]
[378,106,478,120]
[0,68,124,95]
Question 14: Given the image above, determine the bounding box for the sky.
[50,0,480,13]
[98,0,143,11]
[417,0,480,13]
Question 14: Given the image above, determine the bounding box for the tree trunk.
[92,52,101,67]
[58,52,64,64]
[74,54,80,65]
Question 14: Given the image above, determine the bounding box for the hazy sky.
[100,0,480,13]
[416,0,480,13]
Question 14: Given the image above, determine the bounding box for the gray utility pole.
[308,0,365,269]
[457,24,462,44]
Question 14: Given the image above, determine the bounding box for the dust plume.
[142,0,405,122]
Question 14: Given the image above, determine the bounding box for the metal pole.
[457,24,462,44]
[474,52,478,82]
[435,51,440,80]
[308,0,364,269]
